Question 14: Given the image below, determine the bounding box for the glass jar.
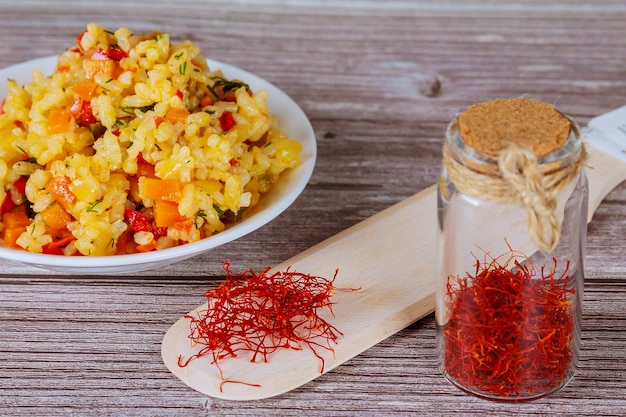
[435,98,587,401]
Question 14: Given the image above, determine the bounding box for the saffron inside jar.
[442,249,576,399]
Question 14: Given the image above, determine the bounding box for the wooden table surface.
[1,1,625,416]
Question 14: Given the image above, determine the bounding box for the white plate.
[0,56,316,274]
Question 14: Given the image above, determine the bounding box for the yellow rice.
[0,23,301,256]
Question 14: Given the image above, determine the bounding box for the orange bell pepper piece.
[164,107,190,125]
[45,176,77,211]
[40,203,73,230]
[153,200,185,228]
[71,82,98,101]
[84,58,117,80]
[47,109,73,134]
[141,177,184,202]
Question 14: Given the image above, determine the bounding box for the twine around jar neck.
[442,124,586,252]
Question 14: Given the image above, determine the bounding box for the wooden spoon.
[162,106,626,401]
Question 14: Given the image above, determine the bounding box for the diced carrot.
[115,228,136,255]
[50,227,74,241]
[200,95,214,107]
[71,82,98,100]
[2,211,31,229]
[2,211,30,249]
[42,228,76,255]
[47,109,73,134]
[153,200,185,228]
[42,238,72,254]
[136,239,159,253]
[3,227,26,249]
[172,218,194,233]
[40,203,73,230]
[141,177,184,202]
[45,176,77,211]
[164,107,190,125]
[154,116,165,128]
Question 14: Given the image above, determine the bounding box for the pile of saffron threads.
[178,261,351,390]
[443,250,576,398]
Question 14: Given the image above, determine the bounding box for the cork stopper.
[457,97,572,158]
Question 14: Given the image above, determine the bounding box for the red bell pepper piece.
[0,193,14,215]
[42,233,76,255]
[152,226,168,238]
[70,97,96,126]
[124,208,151,232]
[13,176,27,195]
[136,152,156,178]
[75,30,87,53]
[124,207,169,239]
[107,45,128,61]
[219,112,236,131]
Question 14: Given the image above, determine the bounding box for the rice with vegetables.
[0,23,301,256]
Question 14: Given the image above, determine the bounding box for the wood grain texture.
[0,0,625,415]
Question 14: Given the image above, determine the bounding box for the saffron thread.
[178,261,356,392]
